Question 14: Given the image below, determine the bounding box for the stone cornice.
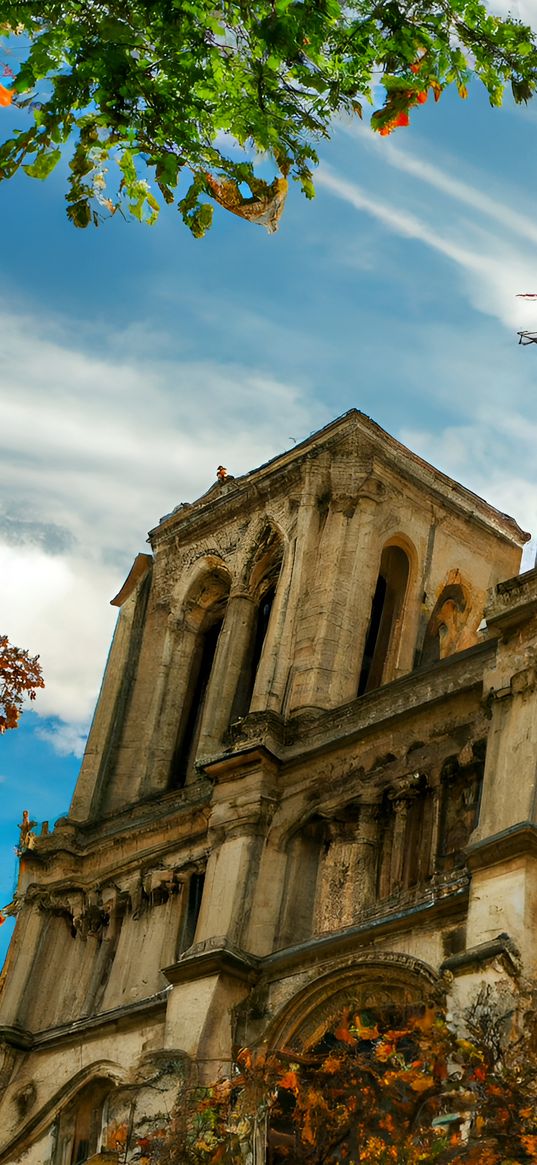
[263,874,469,978]
[11,990,168,1053]
[220,640,495,771]
[467,822,537,870]
[202,745,280,784]
[486,567,537,634]
[148,410,527,552]
[163,940,260,986]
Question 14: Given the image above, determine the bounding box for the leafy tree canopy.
[159,989,537,1165]
[0,1,536,236]
[0,634,44,732]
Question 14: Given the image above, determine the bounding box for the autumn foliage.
[157,987,537,1165]
[0,634,44,732]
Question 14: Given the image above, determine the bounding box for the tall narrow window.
[231,524,283,722]
[169,567,231,792]
[358,545,409,694]
[231,584,276,721]
[178,871,205,954]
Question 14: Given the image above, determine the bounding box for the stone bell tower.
[0,409,535,1165]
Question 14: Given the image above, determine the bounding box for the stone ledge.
[467,822,537,870]
[0,1024,33,1051]
[163,939,260,986]
[264,877,469,977]
[19,989,169,1050]
[486,567,537,634]
[440,933,521,978]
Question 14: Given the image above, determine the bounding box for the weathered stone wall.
[0,411,533,1164]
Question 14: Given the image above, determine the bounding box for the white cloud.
[35,722,89,759]
[0,306,328,751]
[487,0,536,23]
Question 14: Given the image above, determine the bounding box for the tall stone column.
[70,559,152,820]
[290,480,384,711]
[466,646,537,968]
[276,457,332,715]
[140,616,200,796]
[315,819,355,933]
[354,800,381,912]
[196,591,257,759]
[191,750,278,944]
[389,795,409,893]
[163,750,278,1076]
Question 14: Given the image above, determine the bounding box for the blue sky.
[2,9,537,963]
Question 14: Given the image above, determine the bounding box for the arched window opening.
[169,571,230,788]
[420,583,467,666]
[275,817,325,950]
[265,994,442,1165]
[232,524,283,721]
[358,545,410,695]
[54,1080,112,1165]
[177,869,205,955]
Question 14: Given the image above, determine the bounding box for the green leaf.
[67,198,91,228]
[23,149,61,180]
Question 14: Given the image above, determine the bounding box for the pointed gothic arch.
[169,559,232,787]
[231,522,285,721]
[358,537,414,694]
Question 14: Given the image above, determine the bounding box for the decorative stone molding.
[486,567,537,634]
[263,952,444,1052]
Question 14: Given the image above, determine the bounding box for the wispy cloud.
[318,141,537,333]
[0,305,328,749]
[343,122,537,249]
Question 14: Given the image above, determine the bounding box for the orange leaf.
[0,83,12,107]
[278,1070,299,1093]
[334,1009,357,1046]
[410,1074,434,1092]
[354,1015,379,1040]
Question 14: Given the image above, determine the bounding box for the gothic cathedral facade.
[1,409,537,1163]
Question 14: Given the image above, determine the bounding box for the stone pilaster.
[70,563,152,820]
[140,615,199,795]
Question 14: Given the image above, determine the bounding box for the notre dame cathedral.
[1,409,536,1163]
